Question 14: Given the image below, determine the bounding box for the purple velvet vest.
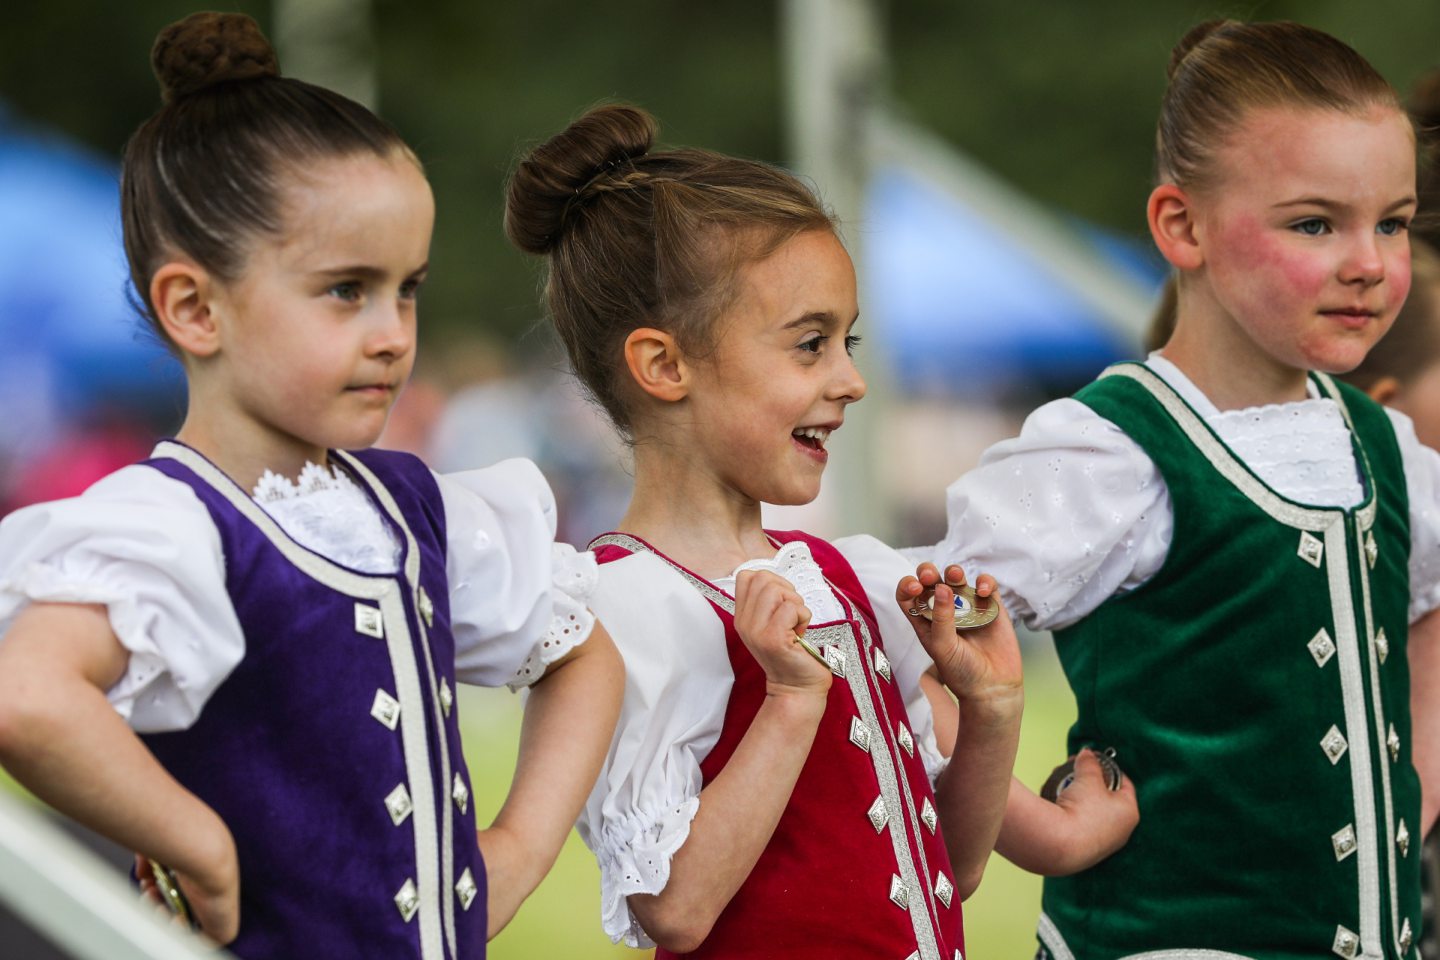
[140,441,487,960]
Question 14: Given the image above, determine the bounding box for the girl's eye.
[798,334,827,354]
[844,334,862,356]
[400,277,424,300]
[1377,218,1409,237]
[329,281,362,302]
[1292,218,1330,237]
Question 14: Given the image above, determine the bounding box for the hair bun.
[1166,19,1234,80]
[152,12,279,103]
[505,104,658,255]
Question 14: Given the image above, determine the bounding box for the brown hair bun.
[152,12,279,104]
[504,104,657,255]
[1165,19,1231,80]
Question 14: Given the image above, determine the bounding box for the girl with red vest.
[503,103,1136,959]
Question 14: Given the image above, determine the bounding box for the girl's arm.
[897,564,1023,898]
[626,569,831,953]
[0,602,239,942]
[994,752,1138,875]
[477,619,624,939]
[921,670,1139,877]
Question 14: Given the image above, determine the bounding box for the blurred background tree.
[8,0,1437,349]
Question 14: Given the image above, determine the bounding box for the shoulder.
[592,552,715,633]
[435,457,555,521]
[828,534,910,593]
[3,462,215,537]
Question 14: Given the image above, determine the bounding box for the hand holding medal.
[895,562,1023,716]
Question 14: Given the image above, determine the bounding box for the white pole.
[781,0,891,539]
[0,791,230,960]
[273,0,377,109]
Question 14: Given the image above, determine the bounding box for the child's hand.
[733,569,831,701]
[1039,748,1139,874]
[896,563,1022,720]
[477,826,533,939]
[135,846,241,945]
[996,751,1139,876]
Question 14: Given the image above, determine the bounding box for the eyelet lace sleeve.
[575,552,735,947]
[1385,408,1440,623]
[435,460,598,690]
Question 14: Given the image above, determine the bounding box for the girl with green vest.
[931,20,1440,960]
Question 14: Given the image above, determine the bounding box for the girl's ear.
[623,327,689,402]
[1148,183,1205,271]
[151,261,221,358]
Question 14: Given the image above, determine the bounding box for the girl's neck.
[617,442,778,581]
[175,414,328,495]
[1161,297,1310,411]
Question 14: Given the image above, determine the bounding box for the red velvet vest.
[591,530,964,960]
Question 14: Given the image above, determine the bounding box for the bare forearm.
[0,605,233,878]
[0,669,233,878]
[488,628,625,892]
[934,695,1022,897]
[629,689,825,951]
[1409,609,1440,835]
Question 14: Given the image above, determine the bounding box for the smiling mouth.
[792,426,832,451]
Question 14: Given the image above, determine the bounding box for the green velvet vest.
[1039,363,1420,960]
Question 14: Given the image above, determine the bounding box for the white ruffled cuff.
[918,737,950,786]
[1412,580,1440,625]
[594,795,701,947]
[506,543,600,690]
[0,562,170,723]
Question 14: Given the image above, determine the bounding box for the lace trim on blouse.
[713,539,846,623]
[506,543,599,690]
[252,462,402,574]
[1208,398,1365,508]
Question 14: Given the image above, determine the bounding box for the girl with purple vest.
[0,13,622,959]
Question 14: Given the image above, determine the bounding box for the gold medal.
[147,859,199,932]
[1040,747,1125,802]
[909,585,999,631]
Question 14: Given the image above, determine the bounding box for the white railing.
[0,789,229,960]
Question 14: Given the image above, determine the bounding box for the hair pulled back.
[122,12,411,341]
[504,104,836,434]
[1157,19,1402,188]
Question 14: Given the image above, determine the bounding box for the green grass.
[472,641,1077,958]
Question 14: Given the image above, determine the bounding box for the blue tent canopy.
[862,164,1162,396]
[0,105,184,423]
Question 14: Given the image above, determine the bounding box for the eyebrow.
[310,262,430,280]
[1273,196,1417,213]
[782,310,859,331]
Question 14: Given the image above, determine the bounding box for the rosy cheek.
[1386,257,1412,315]
[1222,220,1328,303]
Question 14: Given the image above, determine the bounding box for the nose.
[367,300,415,361]
[1339,231,1387,287]
[829,354,868,404]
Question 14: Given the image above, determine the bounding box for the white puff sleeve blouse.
[930,355,1440,631]
[0,449,596,732]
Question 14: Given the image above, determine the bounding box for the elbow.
[0,683,50,768]
[955,867,985,902]
[631,895,718,954]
